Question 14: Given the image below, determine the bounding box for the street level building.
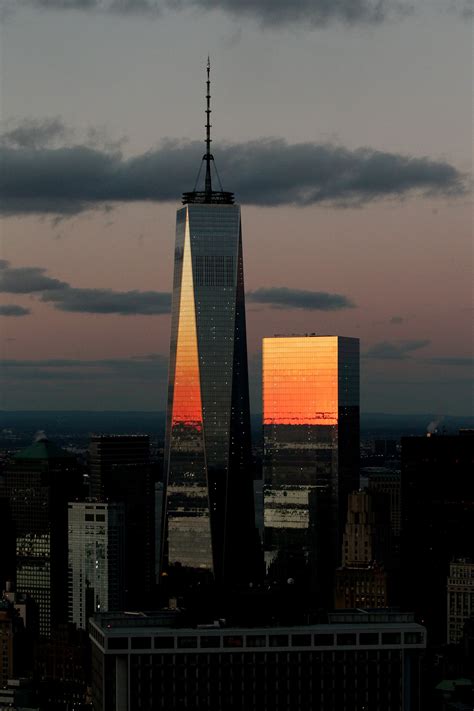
[89,610,425,711]
[447,558,474,644]
[262,335,359,600]
[161,63,257,585]
[68,501,125,630]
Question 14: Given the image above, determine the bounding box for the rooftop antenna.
[182,58,234,205]
[204,56,213,200]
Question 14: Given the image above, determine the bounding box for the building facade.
[262,335,359,598]
[447,558,474,644]
[161,65,256,586]
[90,610,425,711]
[68,501,125,630]
[401,433,474,641]
[89,435,154,608]
[1,438,81,636]
[335,490,391,609]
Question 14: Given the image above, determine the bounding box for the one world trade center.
[161,61,258,586]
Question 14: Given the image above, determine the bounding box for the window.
[223,636,243,648]
[381,632,401,645]
[108,637,128,650]
[404,632,423,645]
[200,636,220,649]
[131,637,151,649]
[154,637,174,649]
[336,634,356,646]
[246,635,266,648]
[292,634,311,647]
[359,633,378,645]
[177,636,197,649]
[269,635,288,647]
[314,634,334,646]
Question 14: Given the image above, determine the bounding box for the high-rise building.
[1,438,81,636]
[335,490,391,609]
[401,432,474,642]
[262,335,359,598]
[89,610,426,711]
[161,62,257,585]
[447,558,474,644]
[89,435,154,607]
[68,501,125,630]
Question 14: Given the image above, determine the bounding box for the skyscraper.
[68,501,125,630]
[263,335,359,599]
[89,435,154,607]
[1,438,81,636]
[161,62,256,585]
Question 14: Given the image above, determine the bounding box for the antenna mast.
[204,57,213,200]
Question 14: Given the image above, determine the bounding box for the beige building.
[447,558,474,644]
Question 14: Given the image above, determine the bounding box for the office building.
[447,558,474,644]
[90,609,425,711]
[68,501,125,630]
[401,433,474,641]
[262,335,359,598]
[1,438,81,636]
[161,62,257,585]
[89,435,154,608]
[335,490,391,609]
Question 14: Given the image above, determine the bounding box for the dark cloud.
[0,304,31,316]
[1,353,168,381]
[41,287,172,315]
[426,356,474,367]
[0,131,465,216]
[364,339,430,360]
[0,118,71,149]
[0,260,171,315]
[390,316,404,325]
[17,0,408,25]
[247,287,355,311]
[0,261,67,292]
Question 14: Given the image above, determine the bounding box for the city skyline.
[0,1,472,416]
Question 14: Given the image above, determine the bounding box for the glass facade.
[263,336,359,597]
[162,204,256,584]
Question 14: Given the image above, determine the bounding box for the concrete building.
[335,490,391,609]
[447,558,474,644]
[68,501,125,629]
[89,610,426,711]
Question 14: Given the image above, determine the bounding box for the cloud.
[0,304,31,316]
[426,356,474,367]
[1,353,168,381]
[40,287,172,315]
[0,260,171,315]
[247,287,355,310]
[14,0,409,25]
[364,339,430,360]
[0,261,67,292]
[0,127,465,216]
[389,316,404,325]
[0,117,72,149]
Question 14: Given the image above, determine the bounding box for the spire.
[182,59,234,205]
[204,56,213,199]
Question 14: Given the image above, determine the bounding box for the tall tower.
[262,335,359,602]
[161,61,256,585]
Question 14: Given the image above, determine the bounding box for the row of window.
[106,630,423,651]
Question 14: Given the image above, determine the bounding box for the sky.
[0,0,472,415]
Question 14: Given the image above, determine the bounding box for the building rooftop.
[13,438,76,461]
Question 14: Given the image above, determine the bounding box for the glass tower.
[161,63,256,585]
[262,335,359,599]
